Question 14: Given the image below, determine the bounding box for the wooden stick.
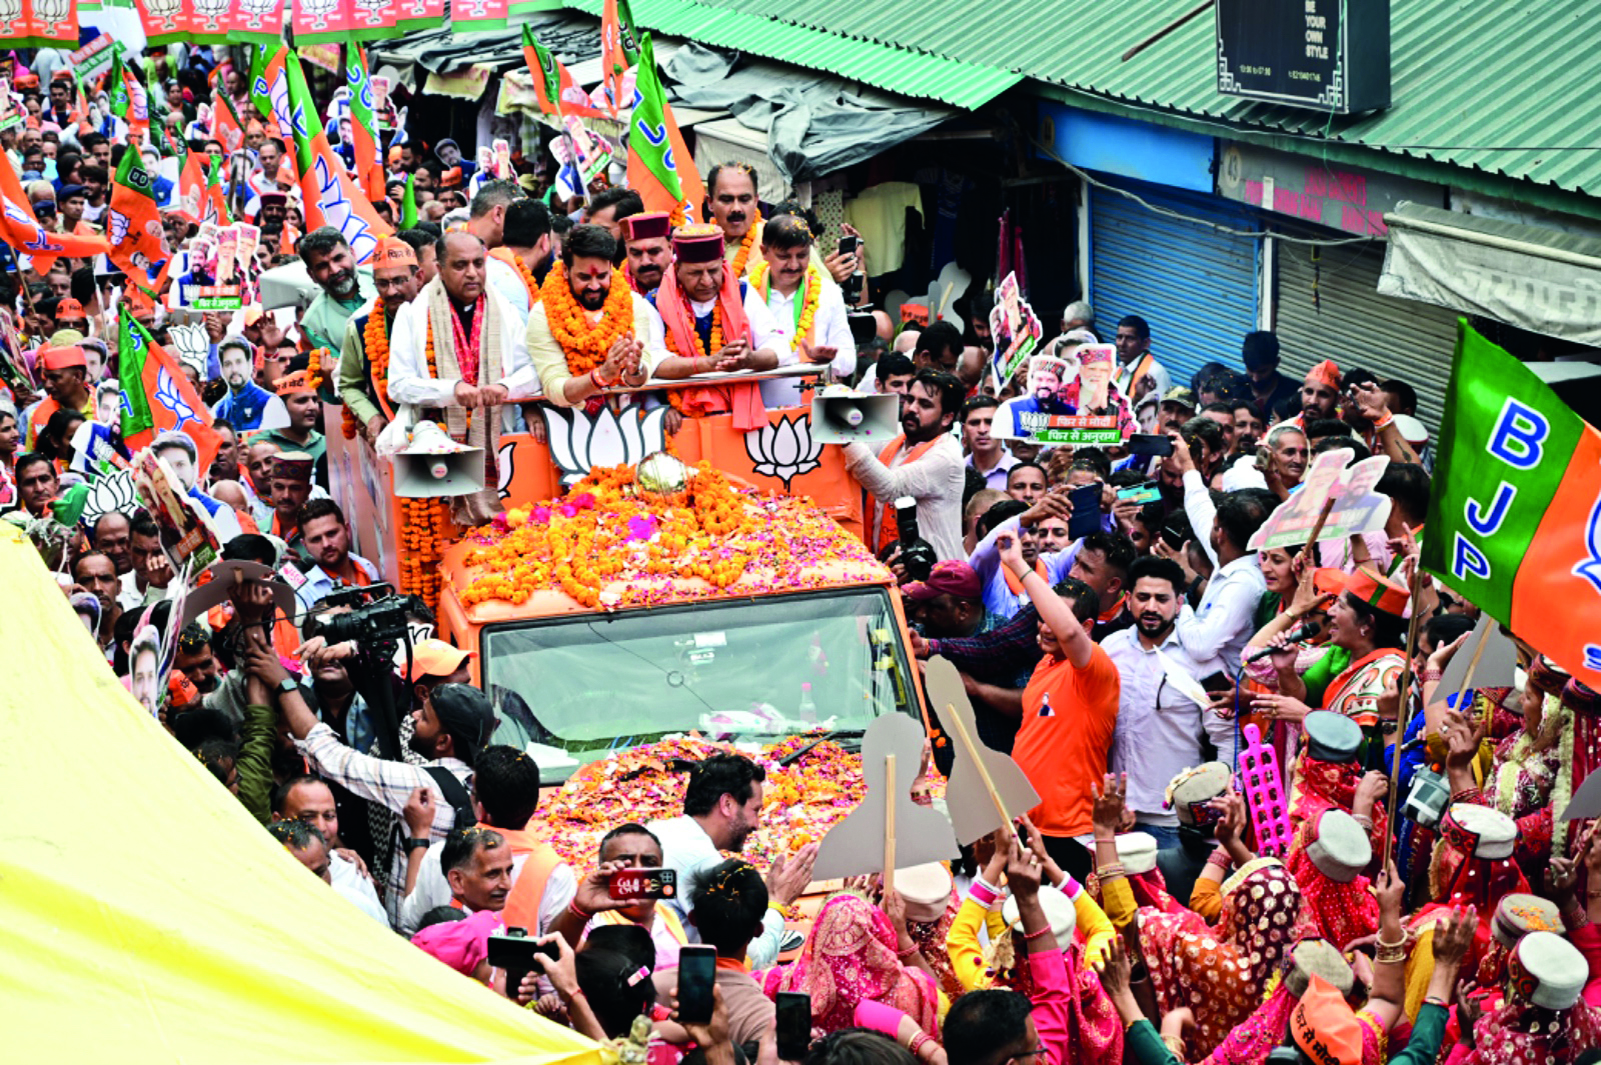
[1449,623,1493,728]
[1121,0,1215,62]
[944,702,1016,846]
[1301,496,1339,560]
[1386,562,1429,843]
[882,754,897,898]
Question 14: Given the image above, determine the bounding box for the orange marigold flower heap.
[456,460,882,613]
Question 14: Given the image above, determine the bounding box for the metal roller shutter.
[1273,236,1458,431]
[1090,175,1260,387]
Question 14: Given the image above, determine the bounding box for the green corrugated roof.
[669,0,1601,197]
[558,0,1021,109]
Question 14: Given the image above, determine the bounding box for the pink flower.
[532,506,553,523]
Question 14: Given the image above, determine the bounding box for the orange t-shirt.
[1012,643,1121,838]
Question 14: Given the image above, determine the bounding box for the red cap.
[55,297,86,320]
[672,223,725,264]
[902,560,982,602]
[622,211,671,242]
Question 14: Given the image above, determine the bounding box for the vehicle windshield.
[481,587,917,779]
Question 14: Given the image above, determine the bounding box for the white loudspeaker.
[809,386,902,444]
[390,421,486,497]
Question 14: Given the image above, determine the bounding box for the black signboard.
[1216,0,1390,114]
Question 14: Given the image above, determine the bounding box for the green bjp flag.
[1421,321,1601,686]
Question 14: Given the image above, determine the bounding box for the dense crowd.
[4,34,1599,1065]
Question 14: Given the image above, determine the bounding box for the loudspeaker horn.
[390,421,486,498]
[810,385,901,444]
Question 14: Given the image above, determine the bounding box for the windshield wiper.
[779,728,866,766]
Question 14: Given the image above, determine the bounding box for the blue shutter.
[1089,175,1260,387]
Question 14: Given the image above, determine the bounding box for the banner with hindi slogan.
[1420,321,1601,688]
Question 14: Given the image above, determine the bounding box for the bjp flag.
[117,305,224,473]
[0,149,108,272]
[107,147,170,293]
[345,46,386,203]
[627,33,704,226]
[285,51,390,264]
[1422,321,1601,689]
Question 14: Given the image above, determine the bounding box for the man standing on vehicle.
[646,753,819,967]
[527,224,655,409]
[841,367,967,562]
[339,236,423,446]
[299,227,377,352]
[621,211,672,295]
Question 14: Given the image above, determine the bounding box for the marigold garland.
[507,251,538,303]
[729,209,763,278]
[455,459,882,613]
[539,261,636,377]
[750,261,822,356]
[399,493,453,616]
[364,297,392,415]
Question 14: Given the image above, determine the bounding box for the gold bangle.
[1161,1034,1187,1057]
[1376,931,1408,950]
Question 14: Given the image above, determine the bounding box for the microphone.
[1244,619,1322,662]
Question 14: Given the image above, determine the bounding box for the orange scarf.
[656,267,766,431]
[872,435,941,552]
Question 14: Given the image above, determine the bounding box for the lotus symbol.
[147,0,180,22]
[238,0,277,25]
[195,0,229,20]
[33,0,67,25]
[745,414,821,490]
[108,209,130,247]
[0,0,21,25]
[168,323,210,379]
[542,406,668,486]
[302,0,338,24]
[82,468,138,527]
[496,441,516,499]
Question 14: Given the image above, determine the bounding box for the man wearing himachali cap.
[641,223,787,430]
[25,343,93,452]
[339,236,424,445]
[620,211,672,295]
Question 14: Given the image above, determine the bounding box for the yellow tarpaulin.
[0,524,603,1065]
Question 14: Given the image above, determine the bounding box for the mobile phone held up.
[1067,482,1101,539]
[1116,481,1162,506]
[608,867,678,900]
[1128,433,1174,457]
[486,927,559,999]
[676,945,718,1024]
[776,991,812,1060]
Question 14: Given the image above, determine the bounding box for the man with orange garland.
[641,223,787,430]
[338,236,424,445]
[749,214,854,408]
[486,198,554,319]
[707,163,765,280]
[25,344,94,452]
[527,224,656,413]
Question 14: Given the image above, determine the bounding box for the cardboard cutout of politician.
[997,343,1137,445]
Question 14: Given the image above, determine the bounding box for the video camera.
[317,587,411,645]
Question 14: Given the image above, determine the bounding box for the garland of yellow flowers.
[508,252,538,304]
[306,347,361,441]
[364,297,392,417]
[749,260,821,355]
[728,208,762,279]
[659,298,725,414]
[539,261,635,376]
[397,318,454,615]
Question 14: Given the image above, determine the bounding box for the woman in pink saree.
[758,892,940,1040]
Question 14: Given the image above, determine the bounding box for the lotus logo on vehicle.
[745,414,821,490]
[542,406,668,486]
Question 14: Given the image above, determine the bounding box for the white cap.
[1305,810,1372,884]
[1392,413,1429,445]
[1514,931,1586,1010]
[1117,832,1159,876]
[1221,455,1269,492]
[895,863,953,924]
[1002,884,1077,952]
[1445,803,1517,860]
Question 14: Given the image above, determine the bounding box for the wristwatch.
[278,677,299,695]
[404,837,431,853]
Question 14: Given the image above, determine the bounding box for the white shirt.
[759,276,857,407]
[842,433,967,562]
[328,851,388,924]
[968,515,1076,620]
[1175,553,1267,676]
[487,256,532,325]
[397,840,578,937]
[387,283,541,422]
[647,814,787,969]
[1103,625,1234,824]
[641,283,788,377]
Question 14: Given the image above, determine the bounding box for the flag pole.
[1386,559,1429,849]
